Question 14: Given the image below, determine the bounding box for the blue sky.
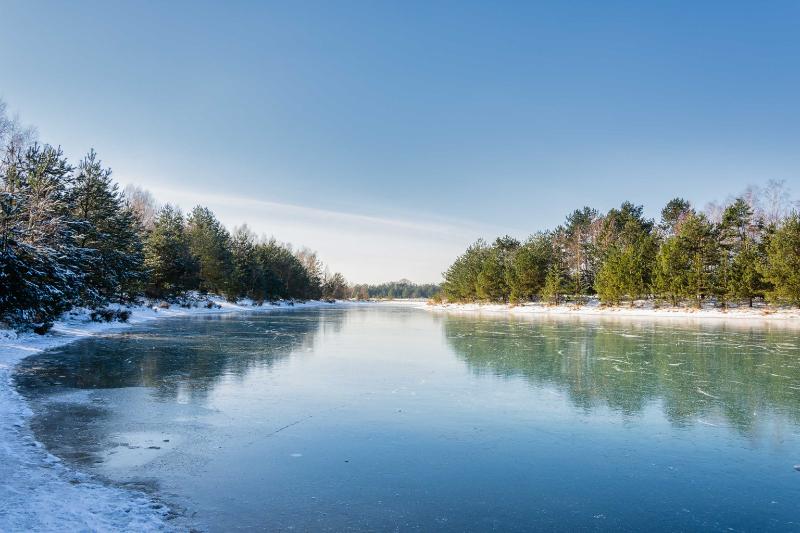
[1,1,798,282]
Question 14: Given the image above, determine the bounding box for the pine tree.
[506,232,551,302]
[294,247,324,299]
[659,197,692,237]
[717,198,765,307]
[681,214,719,307]
[476,237,517,302]
[653,212,718,307]
[476,250,507,302]
[654,236,688,306]
[593,201,656,305]
[595,246,626,305]
[69,150,143,302]
[598,202,654,251]
[541,251,569,305]
[595,233,655,306]
[442,239,489,302]
[186,206,234,298]
[0,144,83,326]
[728,242,763,307]
[761,214,800,305]
[230,224,261,299]
[143,205,198,298]
[254,239,315,299]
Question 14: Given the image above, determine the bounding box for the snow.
[0,296,339,532]
[373,298,430,306]
[421,298,800,323]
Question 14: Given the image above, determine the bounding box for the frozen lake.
[15,305,800,531]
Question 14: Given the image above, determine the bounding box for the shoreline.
[421,299,800,324]
[0,297,342,532]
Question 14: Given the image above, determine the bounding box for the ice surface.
[0,297,339,531]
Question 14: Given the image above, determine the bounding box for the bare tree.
[760,179,793,225]
[703,201,725,224]
[123,184,159,231]
[0,99,37,172]
[295,246,323,281]
[706,180,797,227]
[740,184,761,213]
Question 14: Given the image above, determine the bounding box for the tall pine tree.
[186,206,234,298]
[761,214,800,305]
[717,198,765,307]
[69,150,143,302]
[0,145,83,326]
[144,205,198,298]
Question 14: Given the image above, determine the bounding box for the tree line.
[349,279,440,300]
[0,101,349,330]
[442,188,800,308]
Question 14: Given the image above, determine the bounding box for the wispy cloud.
[146,185,487,240]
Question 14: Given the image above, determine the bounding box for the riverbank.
[0,297,339,532]
[422,298,800,322]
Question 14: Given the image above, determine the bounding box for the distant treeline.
[350,280,440,300]
[0,101,349,330]
[442,187,800,307]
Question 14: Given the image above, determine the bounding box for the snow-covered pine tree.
[0,144,84,327]
[68,150,144,303]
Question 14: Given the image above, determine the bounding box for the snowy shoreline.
[0,297,340,532]
[421,298,800,325]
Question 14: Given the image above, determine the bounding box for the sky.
[1,1,798,283]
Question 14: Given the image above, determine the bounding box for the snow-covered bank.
[422,298,800,324]
[0,297,340,532]
[372,298,431,306]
